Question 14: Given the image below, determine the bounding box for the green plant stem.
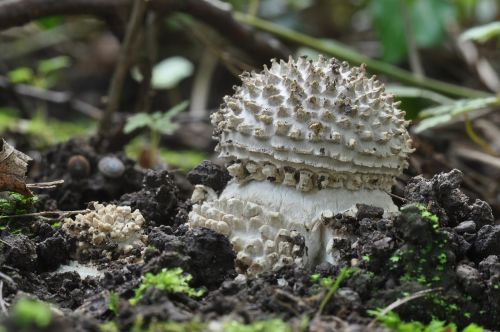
[234,13,490,99]
[463,114,497,156]
[150,128,160,157]
[317,268,354,316]
[247,0,260,17]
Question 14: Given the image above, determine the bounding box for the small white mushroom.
[62,203,147,261]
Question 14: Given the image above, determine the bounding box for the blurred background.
[0,0,499,214]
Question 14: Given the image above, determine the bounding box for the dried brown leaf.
[0,138,32,196]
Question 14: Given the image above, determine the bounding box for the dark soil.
[1,150,499,331]
[33,138,144,211]
[118,170,182,227]
[186,160,231,194]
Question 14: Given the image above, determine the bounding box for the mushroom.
[62,202,148,261]
[188,56,413,275]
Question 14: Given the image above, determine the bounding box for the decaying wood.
[0,139,32,196]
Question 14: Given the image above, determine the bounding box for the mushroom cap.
[212,56,413,182]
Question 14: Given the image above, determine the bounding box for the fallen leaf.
[0,138,32,196]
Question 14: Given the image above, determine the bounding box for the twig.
[367,287,442,328]
[0,0,289,64]
[179,15,255,75]
[0,209,89,220]
[234,13,490,99]
[0,272,14,285]
[0,20,102,61]
[133,11,158,114]
[454,145,500,169]
[189,49,218,118]
[451,21,500,93]
[387,192,408,202]
[26,180,64,190]
[98,0,149,136]
[0,282,8,315]
[0,76,102,119]
[272,289,305,316]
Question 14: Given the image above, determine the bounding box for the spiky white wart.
[189,56,414,276]
[62,203,148,261]
[211,55,413,192]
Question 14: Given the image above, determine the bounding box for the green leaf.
[415,96,500,133]
[152,100,189,135]
[463,323,484,332]
[460,21,500,43]
[369,0,456,63]
[0,108,19,131]
[386,85,453,105]
[412,0,456,48]
[37,56,71,75]
[8,67,34,84]
[369,0,407,63]
[151,56,194,89]
[36,16,65,29]
[124,113,154,133]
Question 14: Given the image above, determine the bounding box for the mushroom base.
[188,180,397,275]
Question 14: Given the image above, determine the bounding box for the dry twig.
[26,180,65,190]
[0,0,288,65]
[0,209,89,221]
[0,282,8,315]
[367,287,443,328]
[98,0,149,136]
[0,76,103,119]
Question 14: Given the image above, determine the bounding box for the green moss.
[391,205,450,287]
[13,299,52,329]
[0,192,38,217]
[401,203,440,230]
[129,268,205,306]
[0,192,39,233]
[369,309,484,332]
[108,291,119,316]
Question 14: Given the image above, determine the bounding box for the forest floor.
[0,137,499,332]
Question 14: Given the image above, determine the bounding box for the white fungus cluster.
[189,56,414,275]
[63,203,148,260]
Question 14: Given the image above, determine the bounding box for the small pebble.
[98,156,125,178]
